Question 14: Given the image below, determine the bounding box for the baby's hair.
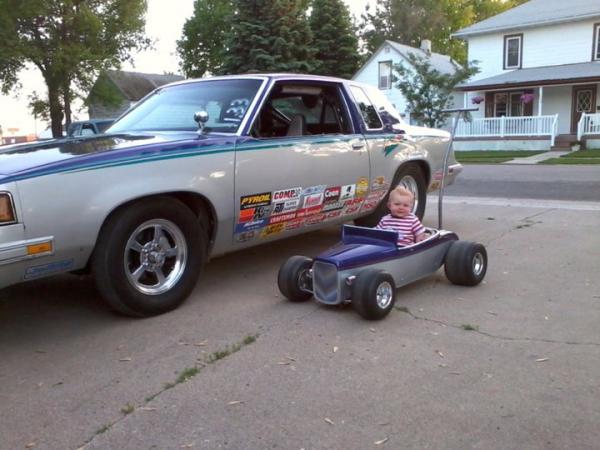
[389,186,414,201]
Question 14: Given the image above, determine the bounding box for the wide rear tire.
[277,256,313,302]
[444,241,487,286]
[352,269,396,320]
[92,197,206,317]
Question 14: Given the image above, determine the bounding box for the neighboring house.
[353,40,460,125]
[87,70,184,119]
[453,0,600,150]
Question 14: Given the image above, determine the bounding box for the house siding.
[468,19,600,82]
[353,47,410,118]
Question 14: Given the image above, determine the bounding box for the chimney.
[420,39,432,55]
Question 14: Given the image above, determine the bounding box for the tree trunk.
[63,83,72,135]
[48,83,64,138]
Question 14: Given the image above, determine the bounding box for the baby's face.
[388,193,413,218]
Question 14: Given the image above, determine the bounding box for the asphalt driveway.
[1,197,599,450]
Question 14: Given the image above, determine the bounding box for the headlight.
[0,193,17,224]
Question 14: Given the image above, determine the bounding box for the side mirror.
[194,111,209,135]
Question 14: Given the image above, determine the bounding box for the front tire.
[444,241,487,286]
[352,269,396,320]
[277,256,313,302]
[355,164,427,227]
[92,197,206,317]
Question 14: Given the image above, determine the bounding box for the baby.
[375,186,426,246]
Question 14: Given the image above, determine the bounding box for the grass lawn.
[539,149,600,165]
[454,150,544,164]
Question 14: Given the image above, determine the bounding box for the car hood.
[0,132,235,183]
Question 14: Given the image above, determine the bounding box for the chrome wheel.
[376,281,394,309]
[398,175,420,214]
[124,219,188,295]
[472,252,485,276]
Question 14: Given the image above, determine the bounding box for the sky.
[0,0,372,137]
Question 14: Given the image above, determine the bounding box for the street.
[1,165,599,450]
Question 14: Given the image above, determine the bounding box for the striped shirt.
[375,213,425,246]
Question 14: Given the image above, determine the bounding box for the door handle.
[352,142,365,150]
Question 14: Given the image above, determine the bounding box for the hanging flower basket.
[471,95,484,105]
[520,93,534,104]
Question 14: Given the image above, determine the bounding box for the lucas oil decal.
[240,192,271,209]
[356,177,369,196]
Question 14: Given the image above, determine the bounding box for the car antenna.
[439,107,478,229]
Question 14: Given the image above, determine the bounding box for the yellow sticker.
[260,223,285,237]
[356,177,369,196]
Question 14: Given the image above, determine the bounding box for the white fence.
[577,113,600,140]
[455,115,559,146]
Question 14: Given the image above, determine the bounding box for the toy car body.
[278,225,487,320]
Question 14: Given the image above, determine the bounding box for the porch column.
[538,86,543,116]
[464,92,468,108]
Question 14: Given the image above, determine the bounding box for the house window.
[493,91,524,117]
[378,61,392,90]
[594,23,600,60]
[504,34,522,69]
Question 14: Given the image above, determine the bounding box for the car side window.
[251,82,352,138]
[349,86,383,130]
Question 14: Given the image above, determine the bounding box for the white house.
[453,0,600,150]
[352,40,459,124]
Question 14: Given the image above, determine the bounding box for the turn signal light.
[27,241,53,255]
[0,193,16,224]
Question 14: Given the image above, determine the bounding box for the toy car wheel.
[92,197,206,317]
[444,241,488,286]
[277,256,313,302]
[352,269,396,320]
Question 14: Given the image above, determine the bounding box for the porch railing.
[577,113,600,140]
[455,114,559,146]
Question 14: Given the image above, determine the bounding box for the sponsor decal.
[235,231,256,242]
[302,185,326,196]
[302,192,324,208]
[271,198,300,215]
[340,184,355,201]
[371,176,387,190]
[323,186,341,204]
[24,259,74,280]
[360,198,380,212]
[240,192,271,209]
[273,187,302,201]
[261,223,285,237]
[305,213,326,225]
[296,205,322,218]
[343,199,364,215]
[239,206,270,223]
[366,190,387,202]
[322,200,345,212]
[235,218,268,233]
[356,177,369,196]
[325,210,343,220]
[285,217,306,230]
[269,212,297,224]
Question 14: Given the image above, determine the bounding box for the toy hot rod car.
[278,224,488,320]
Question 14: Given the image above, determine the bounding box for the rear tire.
[355,164,426,227]
[352,269,396,320]
[277,256,313,302]
[444,241,487,286]
[92,197,205,317]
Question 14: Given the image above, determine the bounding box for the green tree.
[359,0,528,64]
[177,0,233,78]
[0,0,150,138]
[309,0,360,78]
[394,53,479,128]
[220,0,315,75]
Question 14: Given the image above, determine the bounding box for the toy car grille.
[313,261,339,304]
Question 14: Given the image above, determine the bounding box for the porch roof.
[456,61,600,91]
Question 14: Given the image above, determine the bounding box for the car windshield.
[107,78,264,134]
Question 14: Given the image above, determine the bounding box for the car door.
[233,79,369,245]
